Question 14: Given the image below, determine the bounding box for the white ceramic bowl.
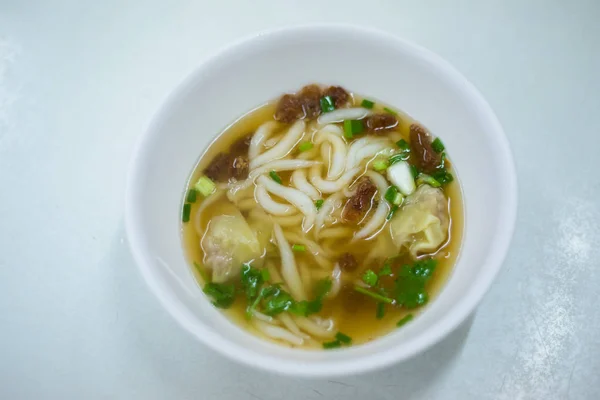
[125,25,517,377]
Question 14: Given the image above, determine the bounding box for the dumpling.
[201,208,262,283]
[389,184,449,257]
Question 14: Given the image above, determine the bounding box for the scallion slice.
[384,186,399,204]
[298,141,313,152]
[416,174,441,188]
[269,170,282,184]
[386,205,399,220]
[431,138,445,153]
[372,159,388,171]
[343,120,365,139]
[320,96,335,113]
[335,332,352,344]
[323,340,341,349]
[396,139,410,151]
[194,176,216,197]
[292,244,306,252]
[361,99,375,109]
[383,107,397,115]
[186,189,197,203]
[182,203,191,223]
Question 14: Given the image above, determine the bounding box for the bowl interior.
[126,26,516,377]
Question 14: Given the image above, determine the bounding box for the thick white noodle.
[250,120,305,169]
[273,223,306,300]
[354,171,390,240]
[314,191,345,236]
[318,225,355,240]
[255,185,295,216]
[315,123,344,137]
[310,165,361,194]
[266,261,284,284]
[193,190,224,235]
[257,175,317,232]
[236,197,258,211]
[297,146,320,160]
[229,159,320,194]
[249,121,279,160]
[252,319,304,346]
[278,313,310,339]
[293,316,336,339]
[314,130,347,180]
[291,169,321,200]
[346,137,393,171]
[320,142,331,173]
[317,108,371,125]
[270,213,304,228]
[253,311,276,323]
[283,231,335,258]
[327,263,342,299]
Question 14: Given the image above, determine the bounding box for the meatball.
[204,153,232,182]
[409,123,441,173]
[230,156,249,180]
[274,94,305,123]
[297,85,323,119]
[364,113,398,134]
[323,86,350,108]
[343,177,377,222]
[338,253,358,272]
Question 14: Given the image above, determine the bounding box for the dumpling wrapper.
[389,184,449,257]
[201,208,262,283]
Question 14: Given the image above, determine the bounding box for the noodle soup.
[181,84,463,349]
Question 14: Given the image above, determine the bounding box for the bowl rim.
[125,23,518,377]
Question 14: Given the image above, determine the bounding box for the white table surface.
[2,1,599,399]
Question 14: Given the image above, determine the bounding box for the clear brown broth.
[182,96,463,348]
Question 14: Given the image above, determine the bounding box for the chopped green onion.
[387,205,399,220]
[354,286,394,303]
[323,340,341,349]
[409,165,419,179]
[269,170,282,184]
[392,192,404,206]
[379,263,393,277]
[362,270,378,286]
[431,169,454,184]
[431,138,445,153]
[376,302,385,319]
[194,176,216,197]
[320,96,335,113]
[260,269,270,282]
[335,332,352,344]
[383,107,397,115]
[389,153,409,165]
[292,244,306,252]
[298,141,314,152]
[186,189,197,203]
[396,139,410,150]
[372,159,388,171]
[315,199,324,210]
[384,186,399,204]
[182,203,191,222]
[397,314,414,328]
[343,120,365,139]
[416,174,441,188]
[361,99,375,109]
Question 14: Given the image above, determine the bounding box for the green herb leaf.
[354,286,394,304]
[409,164,419,179]
[431,138,445,153]
[416,174,441,188]
[389,153,409,165]
[298,141,314,152]
[262,286,295,316]
[182,203,191,223]
[260,269,270,282]
[241,263,264,300]
[362,270,378,286]
[314,278,333,299]
[379,263,392,277]
[394,259,437,309]
[269,170,282,184]
[323,340,341,349]
[361,99,375,109]
[397,314,414,327]
[203,283,236,309]
[431,169,454,185]
[320,96,336,113]
[343,120,364,139]
[315,199,324,210]
[376,302,385,319]
[335,332,352,344]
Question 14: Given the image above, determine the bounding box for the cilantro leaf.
[203,283,236,309]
